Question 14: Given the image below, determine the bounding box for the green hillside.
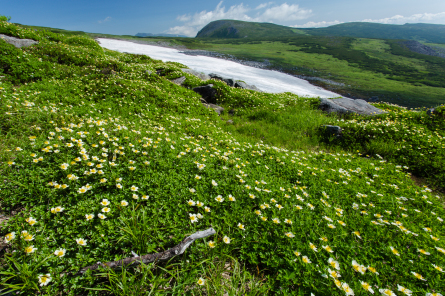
[1,19,445,296]
[197,20,445,44]
[303,22,445,44]
[196,19,305,39]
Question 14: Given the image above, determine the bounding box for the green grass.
[1,19,445,296]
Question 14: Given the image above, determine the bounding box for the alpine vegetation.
[0,18,444,296]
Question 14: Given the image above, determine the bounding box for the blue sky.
[2,0,445,37]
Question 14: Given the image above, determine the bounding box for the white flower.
[189,213,198,223]
[54,248,66,257]
[38,274,51,286]
[211,180,218,186]
[238,223,245,230]
[5,232,16,243]
[100,199,110,206]
[98,213,106,220]
[131,185,139,192]
[76,238,87,246]
[397,285,413,295]
[187,199,195,206]
[215,195,224,202]
[197,277,205,285]
[223,236,231,244]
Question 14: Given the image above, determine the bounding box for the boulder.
[192,84,217,104]
[427,108,436,116]
[318,97,386,116]
[181,68,210,81]
[171,76,186,85]
[235,81,262,92]
[203,103,224,115]
[209,73,235,87]
[0,34,38,48]
[323,125,342,138]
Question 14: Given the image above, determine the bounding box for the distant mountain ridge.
[136,33,188,38]
[196,20,445,43]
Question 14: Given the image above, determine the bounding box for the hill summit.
[196,19,445,43]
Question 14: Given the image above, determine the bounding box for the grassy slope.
[196,20,445,44]
[301,22,445,44]
[0,21,445,296]
[195,20,301,39]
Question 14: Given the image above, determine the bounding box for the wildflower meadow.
[0,18,444,296]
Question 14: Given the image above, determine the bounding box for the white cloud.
[293,20,343,28]
[293,12,445,28]
[255,2,274,10]
[166,1,312,37]
[256,3,312,22]
[98,16,112,24]
[361,12,445,24]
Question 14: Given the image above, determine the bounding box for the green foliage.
[0,15,11,22]
[0,20,444,296]
[302,22,445,44]
[196,19,301,39]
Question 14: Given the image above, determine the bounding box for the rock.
[228,109,235,116]
[209,73,235,87]
[145,70,152,75]
[171,76,186,85]
[203,103,224,115]
[318,97,386,116]
[181,68,210,80]
[226,119,234,124]
[427,108,436,116]
[0,34,38,48]
[235,81,248,88]
[192,84,217,104]
[199,97,208,104]
[323,125,342,138]
[235,81,262,92]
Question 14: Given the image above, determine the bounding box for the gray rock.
[323,125,342,138]
[318,97,386,116]
[234,81,262,92]
[171,76,186,85]
[0,34,39,48]
[235,81,248,89]
[181,68,210,80]
[226,119,234,124]
[202,103,224,115]
[192,84,217,104]
[209,73,235,87]
[145,70,152,75]
[427,108,436,116]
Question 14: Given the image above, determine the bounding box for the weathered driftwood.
[75,227,216,275]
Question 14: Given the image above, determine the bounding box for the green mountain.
[303,22,445,44]
[195,19,306,38]
[197,20,445,44]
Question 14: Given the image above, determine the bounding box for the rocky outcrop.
[318,97,386,116]
[0,34,38,48]
[171,76,186,85]
[193,84,218,104]
[402,40,445,59]
[209,73,235,87]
